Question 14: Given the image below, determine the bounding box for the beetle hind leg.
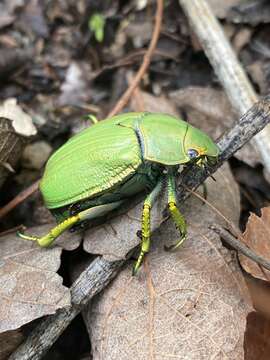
[17,215,80,247]
[17,200,124,247]
[133,178,163,275]
[165,172,187,251]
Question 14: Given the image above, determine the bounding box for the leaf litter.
[240,207,270,281]
[0,223,82,333]
[84,163,252,360]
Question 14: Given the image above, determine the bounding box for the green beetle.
[19,112,219,274]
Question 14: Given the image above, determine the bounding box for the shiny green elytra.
[19,112,219,274]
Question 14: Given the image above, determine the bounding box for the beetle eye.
[187,149,199,159]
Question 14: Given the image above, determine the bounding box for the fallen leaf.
[22,141,52,170]
[0,330,24,360]
[57,62,92,107]
[0,225,75,333]
[130,90,179,117]
[0,98,37,137]
[0,48,30,80]
[83,164,252,359]
[228,0,270,25]
[239,207,270,281]
[247,60,270,95]
[244,311,270,360]
[244,273,270,318]
[17,0,49,38]
[206,0,243,19]
[0,2,16,29]
[170,86,235,137]
[232,27,253,53]
[0,99,37,187]
[170,85,260,166]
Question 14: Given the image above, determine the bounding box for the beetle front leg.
[165,172,187,251]
[133,178,163,275]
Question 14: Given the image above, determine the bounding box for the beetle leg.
[133,178,163,275]
[18,215,80,247]
[17,201,123,247]
[165,172,187,251]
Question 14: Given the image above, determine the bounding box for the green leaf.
[88,13,105,43]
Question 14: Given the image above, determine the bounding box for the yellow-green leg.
[165,172,187,251]
[18,215,80,246]
[133,179,163,275]
[17,201,123,247]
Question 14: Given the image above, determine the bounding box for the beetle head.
[184,125,219,170]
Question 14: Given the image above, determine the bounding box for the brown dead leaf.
[83,163,252,359]
[240,207,270,281]
[232,27,253,53]
[227,1,270,25]
[0,330,24,360]
[0,99,37,188]
[247,60,269,95]
[244,273,270,318]
[206,0,243,19]
[170,86,235,138]
[0,225,74,333]
[244,311,270,360]
[57,61,92,108]
[170,86,260,166]
[130,90,179,117]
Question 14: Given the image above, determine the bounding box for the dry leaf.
[206,0,243,19]
[0,330,24,360]
[240,207,270,281]
[170,86,235,138]
[0,98,37,137]
[170,85,260,166]
[130,90,179,117]
[57,62,91,107]
[0,225,75,333]
[244,311,270,360]
[227,1,270,25]
[83,164,252,359]
[0,99,37,188]
[244,273,270,318]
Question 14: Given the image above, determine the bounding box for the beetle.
[18,112,219,274]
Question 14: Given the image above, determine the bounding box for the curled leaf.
[240,207,270,281]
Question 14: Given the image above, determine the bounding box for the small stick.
[9,97,270,360]
[179,0,270,175]
[210,224,270,272]
[0,179,40,220]
[107,0,163,118]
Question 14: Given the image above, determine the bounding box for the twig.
[210,224,270,272]
[179,0,270,175]
[9,96,270,360]
[107,0,163,118]
[0,179,40,220]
